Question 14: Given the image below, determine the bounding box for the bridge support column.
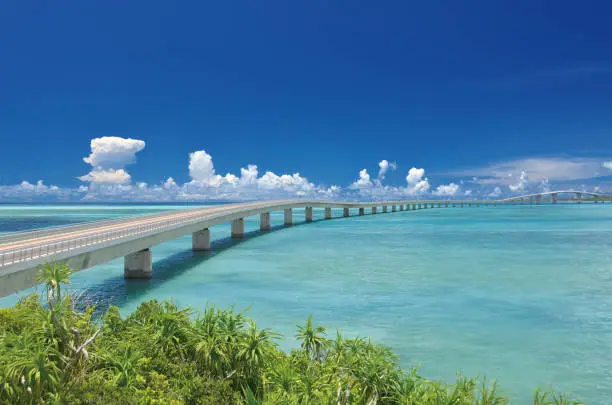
[552,193,558,204]
[536,195,541,205]
[371,206,377,214]
[305,206,313,222]
[359,207,365,216]
[392,205,396,212]
[468,202,472,207]
[284,209,293,226]
[452,202,456,208]
[400,205,404,211]
[383,206,388,213]
[192,229,211,251]
[343,207,350,217]
[576,192,582,204]
[437,202,441,208]
[445,201,449,208]
[260,212,271,231]
[325,207,332,219]
[124,249,152,279]
[231,218,244,238]
[460,202,464,208]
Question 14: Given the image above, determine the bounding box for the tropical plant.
[0,265,585,405]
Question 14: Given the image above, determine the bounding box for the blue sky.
[1,1,612,201]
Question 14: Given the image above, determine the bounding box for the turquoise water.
[1,203,611,403]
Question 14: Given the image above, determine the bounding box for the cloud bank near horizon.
[0,137,610,202]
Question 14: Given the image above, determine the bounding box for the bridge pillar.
[260,212,271,231]
[231,218,245,238]
[452,202,456,208]
[192,229,211,251]
[445,201,449,208]
[124,249,152,279]
[536,195,541,205]
[576,192,582,204]
[392,205,396,212]
[359,207,365,216]
[552,193,558,204]
[423,203,427,209]
[468,202,472,207]
[437,202,441,208]
[343,207,350,217]
[325,207,332,219]
[305,206,313,222]
[371,206,377,214]
[383,206,388,213]
[460,202,464,208]
[284,209,293,226]
[400,204,404,211]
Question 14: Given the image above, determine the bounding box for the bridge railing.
[0,201,278,268]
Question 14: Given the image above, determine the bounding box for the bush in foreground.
[0,263,583,404]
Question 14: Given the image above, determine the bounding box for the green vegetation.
[0,263,583,404]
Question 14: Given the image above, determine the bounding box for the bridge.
[499,190,609,204]
[0,193,607,298]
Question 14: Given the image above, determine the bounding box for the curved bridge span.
[0,194,607,298]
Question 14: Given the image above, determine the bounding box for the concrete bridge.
[499,190,609,204]
[0,193,607,298]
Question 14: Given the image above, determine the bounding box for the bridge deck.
[0,195,606,298]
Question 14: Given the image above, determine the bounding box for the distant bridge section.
[0,193,607,298]
[499,190,610,204]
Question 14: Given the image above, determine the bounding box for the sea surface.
[1,203,611,404]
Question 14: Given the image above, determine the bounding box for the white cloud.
[604,161,612,170]
[83,137,145,169]
[508,170,529,193]
[377,160,397,180]
[0,180,71,201]
[488,186,502,198]
[351,169,373,189]
[455,157,612,184]
[163,177,178,190]
[79,169,131,184]
[538,179,551,193]
[80,137,145,184]
[405,167,430,195]
[433,182,460,196]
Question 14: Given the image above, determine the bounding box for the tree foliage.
[0,265,583,404]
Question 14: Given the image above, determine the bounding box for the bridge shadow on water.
[77,221,315,313]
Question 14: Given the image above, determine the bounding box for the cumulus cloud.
[0,180,72,201]
[488,186,502,198]
[79,137,146,185]
[604,161,612,170]
[377,160,397,180]
[538,179,551,193]
[79,168,131,184]
[508,170,529,193]
[405,167,430,195]
[351,169,373,189]
[433,182,460,196]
